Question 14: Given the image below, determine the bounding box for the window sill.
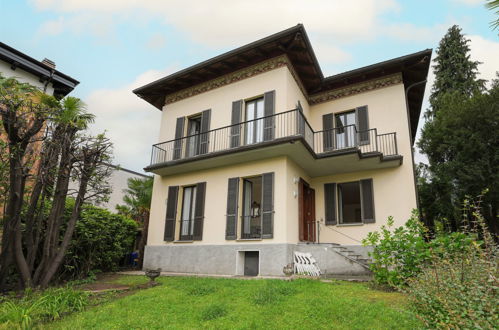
[336,223,364,227]
[173,240,194,243]
[236,238,263,242]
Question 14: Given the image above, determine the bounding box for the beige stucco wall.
[158,66,292,144]
[285,157,417,245]
[148,157,292,245]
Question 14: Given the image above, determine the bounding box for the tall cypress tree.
[427,25,485,118]
[418,25,497,235]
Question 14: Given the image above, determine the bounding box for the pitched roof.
[0,42,79,98]
[134,24,431,142]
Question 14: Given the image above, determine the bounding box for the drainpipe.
[405,79,427,214]
[43,69,55,94]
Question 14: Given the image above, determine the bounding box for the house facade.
[135,25,431,276]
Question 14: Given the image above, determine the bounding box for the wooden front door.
[299,179,316,242]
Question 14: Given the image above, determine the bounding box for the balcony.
[146,109,402,176]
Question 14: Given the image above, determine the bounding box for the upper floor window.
[186,115,202,157]
[245,97,264,145]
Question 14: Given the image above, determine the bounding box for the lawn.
[47,275,421,329]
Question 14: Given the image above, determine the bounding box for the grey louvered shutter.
[263,91,275,141]
[164,186,179,241]
[324,183,337,225]
[193,182,206,240]
[173,117,185,160]
[356,106,369,145]
[225,177,239,239]
[360,179,375,223]
[261,172,274,238]
[230,100,242,148]
[322,113,334,152]
[296,101,305,136]
[199,110,211,155]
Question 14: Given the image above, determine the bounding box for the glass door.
[186,116,201,157]
[335,111,356,149]
[245,98,264,145]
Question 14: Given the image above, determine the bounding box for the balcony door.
[186,116,202,157]
[242,176,262,239]
[245,98,264,145]
[335,111,356,149]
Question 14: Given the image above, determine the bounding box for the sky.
[1,0,498,173]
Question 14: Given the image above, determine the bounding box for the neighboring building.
[0,41,79,215]
[99,164,151,212]
[135,25,431,276]
[0,41,79,98]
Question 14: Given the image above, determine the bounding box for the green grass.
[49,276,421,329]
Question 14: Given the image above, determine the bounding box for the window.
[335,110,356,149]
[186,115,202,157]
[180,185,197,240]
[225,173,274,240]
[338,182,362,224]
[242,176,262,239]
[164,183,206,242]
[245,97,264,145]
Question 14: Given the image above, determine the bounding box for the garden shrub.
[59,199,138,281]
[362,210,431,287]
[363,210,479,288]
[406,203,498,329]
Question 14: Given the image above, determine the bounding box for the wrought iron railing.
[240,215,262,239]
[150,108,398,166]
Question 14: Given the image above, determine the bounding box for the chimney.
[41,58,56,70]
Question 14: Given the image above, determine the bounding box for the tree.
[427,25,485,118]
[417,25,493,234]
[116,176,153,268]
[0,75,113,289]
[420,87,499,235]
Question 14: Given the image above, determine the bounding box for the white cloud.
[383,23,448,43]
[86,68,176,172]
[36,13,114,39]
[32,0,399,47]
[38,16,65,35]
[468,35,499,86]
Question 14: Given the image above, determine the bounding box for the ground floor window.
[338,181,361,224]
[324,178,375,225]
[242,176,262,239]
[180,185,197,240]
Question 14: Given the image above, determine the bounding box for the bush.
[60,200,138,281]
[362,211,431,287]
[363,210,478,288]
[0,287,88,329]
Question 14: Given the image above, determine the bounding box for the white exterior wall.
[0,60,55,96]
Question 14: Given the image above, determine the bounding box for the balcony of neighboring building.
[145,108,402,177]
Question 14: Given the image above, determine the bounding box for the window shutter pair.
[323,179,375,225]
[225,172,274,240]
[230,90,275,147]
[173,110,211,159]
[164,182,207,241]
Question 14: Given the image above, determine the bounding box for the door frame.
[298,178,316,242]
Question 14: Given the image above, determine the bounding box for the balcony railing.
[150,108,398,167]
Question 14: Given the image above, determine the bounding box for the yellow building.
[135,25,431,276]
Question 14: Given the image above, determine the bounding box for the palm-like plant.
[117,177,153,222]
[486,0,499,30]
